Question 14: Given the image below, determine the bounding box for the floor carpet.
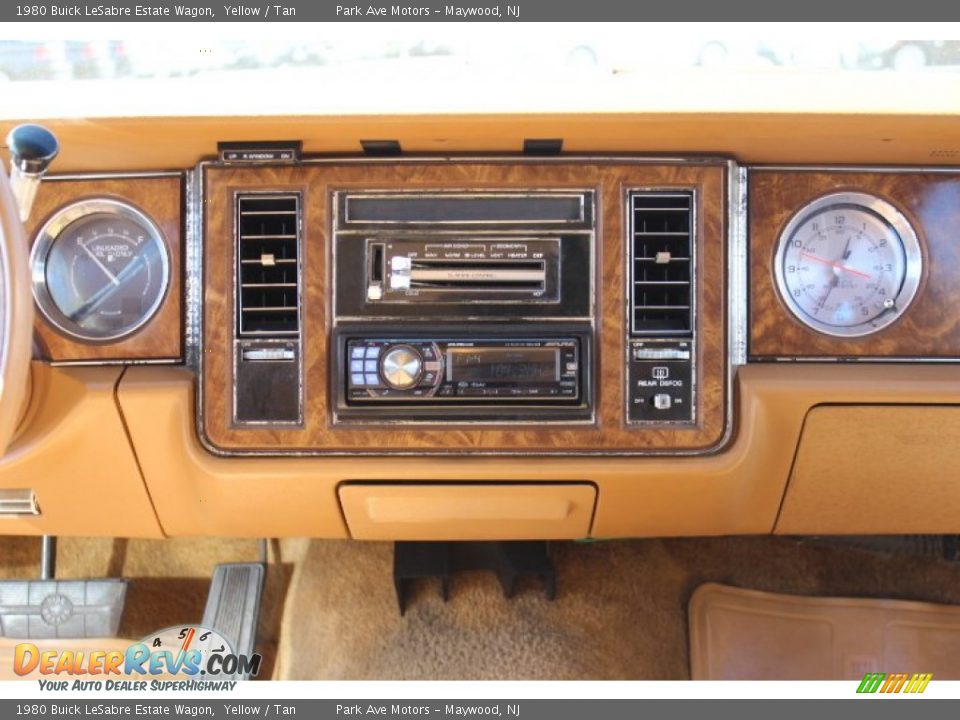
[277,536,960,680]
[3,535,960,680]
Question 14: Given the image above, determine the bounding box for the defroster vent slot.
[629,192,693,335]
[237,194,301,337]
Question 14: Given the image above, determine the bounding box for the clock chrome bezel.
[773,191,923,339]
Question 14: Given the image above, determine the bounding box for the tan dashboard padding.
[777,405,960,535]
[0,363,162,537]
[690,582,960,680]
[114,364,960,539]
[4,104,960,173]
[338,483,596,541]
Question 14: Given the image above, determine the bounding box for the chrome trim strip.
[44,171,184,181]
[195,161,210,448]
[730,164,749,366]
[0,489,40,517]
[49,358,180,367]
[184,166,204,370]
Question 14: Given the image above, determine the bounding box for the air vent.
[629,192,693,335]
[236,194,301,337]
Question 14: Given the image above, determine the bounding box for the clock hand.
[841,235,853,261]
[817,274,840,310]
[800,251,871,279]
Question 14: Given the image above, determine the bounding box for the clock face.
[774,192,923,337]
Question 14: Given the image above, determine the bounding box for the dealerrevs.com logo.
[14,625,261,691]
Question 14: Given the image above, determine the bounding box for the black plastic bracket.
[523,138,563,155]
[393,541,556,614]
[361,139,402,156]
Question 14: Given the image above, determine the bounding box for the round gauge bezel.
[30,198,171,343]
[773,191,923,339]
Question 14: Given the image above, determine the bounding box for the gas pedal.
[201,563,264,680]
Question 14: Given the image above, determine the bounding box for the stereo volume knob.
[380,345,423,390]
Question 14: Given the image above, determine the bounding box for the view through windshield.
[2,24,959,117]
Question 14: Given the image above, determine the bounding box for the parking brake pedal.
[201,563,264,679]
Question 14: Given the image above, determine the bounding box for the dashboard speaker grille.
[236,194,301,337]
[629,192,693,335]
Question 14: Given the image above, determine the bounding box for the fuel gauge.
[31,199,170,341]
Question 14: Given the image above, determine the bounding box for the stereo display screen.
[446,347,560,383]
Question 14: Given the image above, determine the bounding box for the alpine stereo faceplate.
[331,190,595,424]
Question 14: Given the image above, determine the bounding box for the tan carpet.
[4,535,960,681]
[277,537,960,680]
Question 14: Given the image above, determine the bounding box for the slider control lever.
[6,123,59,222]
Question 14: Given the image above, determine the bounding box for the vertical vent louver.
[237,194,301,337]
[629,192,693,335]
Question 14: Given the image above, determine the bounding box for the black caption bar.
[2,0,959,21]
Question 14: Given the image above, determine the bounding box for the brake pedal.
[0,579,126,639]
[201,563,264,678]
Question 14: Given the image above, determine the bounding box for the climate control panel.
[626,339,695,424]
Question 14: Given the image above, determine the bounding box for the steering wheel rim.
[0,166,33,456]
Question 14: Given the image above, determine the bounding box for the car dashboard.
[1,111,959,543]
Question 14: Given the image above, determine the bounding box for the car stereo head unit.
[333,326,592,423]
[346,338,579,402]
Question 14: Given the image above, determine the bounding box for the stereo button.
[381,345,423,390]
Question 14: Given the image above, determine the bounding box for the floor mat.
[277,536,960,680]
[690,583,960,680]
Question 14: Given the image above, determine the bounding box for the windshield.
[3,23,960,119]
